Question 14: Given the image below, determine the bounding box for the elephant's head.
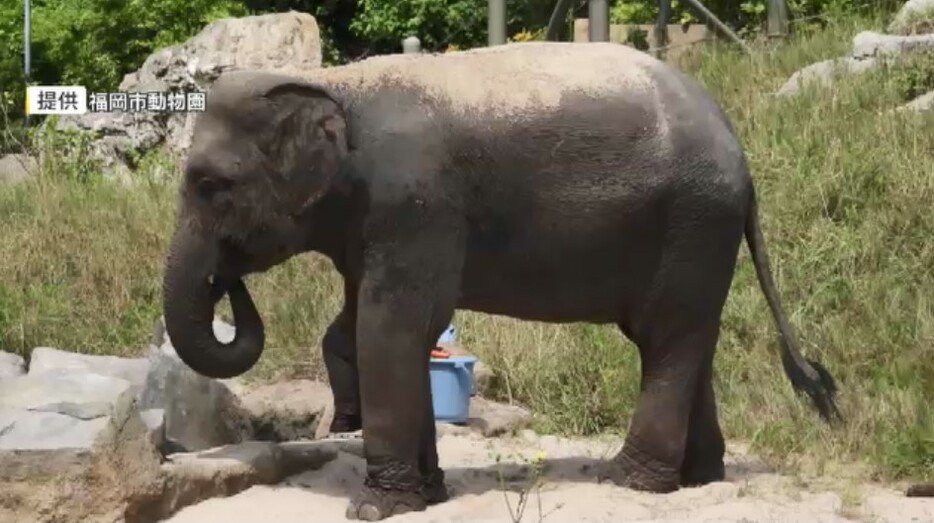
[162,70,348,379]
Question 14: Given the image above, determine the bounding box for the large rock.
[138,318,252,453]
[0,390,166,523]
[53,12,323,182]
[851,30,934,58]
[0,153,37,185]
[0,351,25,380]
[28,347,150,387]
[889,0,934,35]
[238,379,332,441]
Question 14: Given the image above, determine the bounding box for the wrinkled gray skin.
[162,42,841,521]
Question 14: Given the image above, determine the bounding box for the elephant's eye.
[196,176,232,199]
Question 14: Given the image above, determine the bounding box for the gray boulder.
[52,12,323,183]
[138,318,252,453]
[889,0,934,35]
[28,346,150,387]
[851,30,934,58]
[0,153,37,185]
[0,351,25,380]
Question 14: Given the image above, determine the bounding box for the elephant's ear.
[261,80,349,213]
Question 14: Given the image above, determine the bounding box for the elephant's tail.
[744,185,842,424]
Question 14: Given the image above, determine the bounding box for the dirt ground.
[163,428,933,523]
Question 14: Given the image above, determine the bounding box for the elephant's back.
[317,42,670,118]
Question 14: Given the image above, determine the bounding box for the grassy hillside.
[1,13,932,484]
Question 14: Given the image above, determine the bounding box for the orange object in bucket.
[431,348,451,359]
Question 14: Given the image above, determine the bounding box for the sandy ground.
[163,428,933,523]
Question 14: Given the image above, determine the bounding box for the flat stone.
[0,372,133,419]
[27,347,150,387]
[466,397,533,437]
[851,30,934,58]
[0,351,25,381]
[0,408,109,450]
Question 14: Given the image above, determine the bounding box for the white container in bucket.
[429,355,477,423]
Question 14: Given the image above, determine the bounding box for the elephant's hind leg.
[604,206,743,493]
[679,353,726,486]
[323,281,362,434]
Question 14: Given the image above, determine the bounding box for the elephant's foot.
[330,411,362,434]
[420,468,450,504]
[679,456,725,487]
[599,443,680,493]
[345,483,426,521]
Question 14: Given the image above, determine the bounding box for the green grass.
[1,11,933,485]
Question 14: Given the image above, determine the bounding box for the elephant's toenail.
[359,504,382,521]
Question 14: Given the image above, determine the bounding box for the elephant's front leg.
[346,220,463,521]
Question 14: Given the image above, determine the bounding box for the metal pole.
[23,0,30,126]
[680,0,751,53]
[767,0,789,38]
[488,0,506,46]
[588,0,609,42]
[655,0,671,57]
[545,0,574,41]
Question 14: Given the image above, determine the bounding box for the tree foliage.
[0,0,908,122]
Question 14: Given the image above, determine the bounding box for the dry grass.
[1,10,932,485]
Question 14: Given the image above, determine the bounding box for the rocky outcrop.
[851,30,934,58]
[889,0,934,35]
[52,12,323,182]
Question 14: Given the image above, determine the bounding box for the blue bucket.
[429,355,477,423]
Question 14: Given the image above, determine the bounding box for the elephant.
[161,42,841,520]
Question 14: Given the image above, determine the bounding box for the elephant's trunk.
[162,225,265,379]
